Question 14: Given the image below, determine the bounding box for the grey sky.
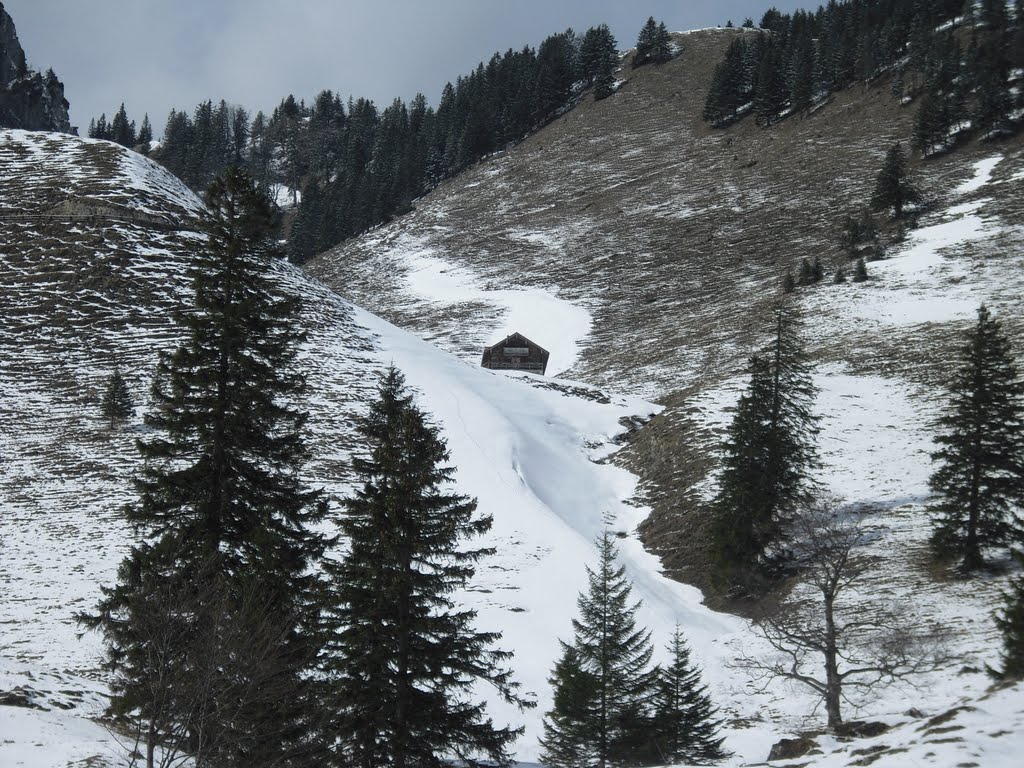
[6,1,809,135]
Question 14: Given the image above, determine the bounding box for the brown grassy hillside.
[307,28,1024,602]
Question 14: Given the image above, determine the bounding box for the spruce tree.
[652,22,674,64]
[319,367,528,768]
[812,255,824,283]
[652,628,726,765]
[137,113,153,154]
[581,25,619,100]
[703,38,751,126]
[540,645,601,768]
[634,17,659,67]
[852,256,868,282]
[111,103,136,148]
[84,168,325,766]
[871,142,920,219]
[101,366,133,430]
[929,304,1024,570]
[996,553,1024,679]
[540,531,659,768]
[711,302,819,577]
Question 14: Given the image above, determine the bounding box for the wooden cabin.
[481,332,549,376]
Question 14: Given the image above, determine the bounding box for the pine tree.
[137,113,153,154]
[540,531,659,768]
[651,628,726,765]
[871,142,921,219]
[634,17,659,68]
[111,103,136,148]
[753,40,788,126]
[783,270,796,294]
[834,266,847,283]
[84,168,325,766]
[929,304,1024,570]
[711,302,820,576]
[581,25,619,100]
[852,256,868,282]
[539,645,601,768]
[996,553,1024,678]
[319,367,528,768]
[812,255,824,283]
[100,366,133,430]
[652,22,674,64]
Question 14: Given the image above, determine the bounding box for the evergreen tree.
[137,113,153,154]
[812,255,824,283]
[634,17,659,68]
[834,266,847,283]
[319,367,528,768]
[710,302,819,576]
[111,103,136,148]
[871,142,920,219]
[651,628,726,765]
[798,257,814,286]
[703,38,751,126]
[782,270,796,294]
[581,25,619,100]
[995,553,1024,679]
[540,531,659,768]
[929,304,1024,570]
[852,256,869,282]
[101,366,133,430]
[84,168,325,766]
[538,645,601,768]
[753,40,788,127]
[652,22,674,64]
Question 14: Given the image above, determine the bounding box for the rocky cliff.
[0,1,71,133]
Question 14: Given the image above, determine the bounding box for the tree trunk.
[965,452,983,569]
[823,593,843,730]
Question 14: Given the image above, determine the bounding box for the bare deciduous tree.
[735,497,949,730]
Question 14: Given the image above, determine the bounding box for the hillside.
[0,128,759,765]
[2,26,1024,768]
[302,25,1024,764]
[307,25,1024,588]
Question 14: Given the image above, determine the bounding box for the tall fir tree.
[110,102,136,148]
[540,531,659,768]
[703,38,751,126]
[710,302,820,578]
[652,22,674,64]
[100,366,133,430]
[929,304,1024,570]
[995,553,1024,679]
[319,367,528,768]
[871,142,920,219]
[651,627,726,765]
[581,25,619,101]
[634,17,659,68]
[137,113,153,154]
[84,168,325,767]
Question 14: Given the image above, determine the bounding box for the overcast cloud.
[6,0,808,135]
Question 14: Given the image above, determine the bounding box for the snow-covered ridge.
[0,128,203,219]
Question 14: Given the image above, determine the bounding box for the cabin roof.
[482,332,549,355]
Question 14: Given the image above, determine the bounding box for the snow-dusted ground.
[4,127,1024,768]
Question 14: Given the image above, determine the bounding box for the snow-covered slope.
[4,65,1024,767]
[0,128,757,765]
[301,28,1024,767]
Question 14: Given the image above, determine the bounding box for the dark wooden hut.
[481,332,549,375]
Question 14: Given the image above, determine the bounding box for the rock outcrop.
[0,1,71,132]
